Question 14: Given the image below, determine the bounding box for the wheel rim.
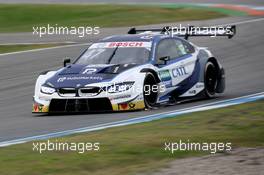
[205,63,217,95]
[144,75,158,107]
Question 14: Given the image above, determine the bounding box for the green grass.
[0,100,263,175]
[0,44,68,54]
[0,4,227,33]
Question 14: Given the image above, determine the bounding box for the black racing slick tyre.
[204,61,218,98]
[143,73,158,108]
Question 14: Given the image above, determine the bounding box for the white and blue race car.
[32,26,235,113]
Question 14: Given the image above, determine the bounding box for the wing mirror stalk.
[63,58,71,67]
[158,56,170,65]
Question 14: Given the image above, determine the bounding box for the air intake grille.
[49,98,112,113]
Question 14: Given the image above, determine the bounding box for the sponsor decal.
[163,80,173,87]
[180,82,204,97]
[119,103,128,110]
[57,77,67,82]
[33,103,38,112]
[159,70,172,81]
[140,35,153,39]
[159,70,172,87]
[89,42,151,49]
[82,68,97,74]
[196,83,204,89]
[172,66,188,78]
[113,100,145,111]
[110,95,131,100]
[33,104,46,112]
[108,42,143,47]
[189,90,197,94]
[38,105,43,112]
[57,76,103,83]
[118,102,136,110]
[128,103,136,109]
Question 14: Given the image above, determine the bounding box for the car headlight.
[41,85,56,95]
[106,82,134,93]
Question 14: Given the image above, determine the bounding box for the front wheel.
[143,73,158,108]
[204,61,218,98]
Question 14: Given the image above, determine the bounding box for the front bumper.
[32,96,145,113]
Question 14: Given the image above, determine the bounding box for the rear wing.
[128,25,236,40]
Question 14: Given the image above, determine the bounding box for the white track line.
[0,41,77,45]
[0,43,91,57]
[222,17,264,26]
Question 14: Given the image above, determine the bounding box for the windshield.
[75,41,152,65]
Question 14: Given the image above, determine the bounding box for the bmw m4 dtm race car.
[32,25,236,113]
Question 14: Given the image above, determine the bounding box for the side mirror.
[63,58,71,67]
[158,56,170,65]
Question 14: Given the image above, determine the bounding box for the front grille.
[49,98,112,113]
[79,87,101,97]
[58,87,102,97]
[58,88,76,97]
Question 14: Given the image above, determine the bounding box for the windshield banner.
[89,42,152,49]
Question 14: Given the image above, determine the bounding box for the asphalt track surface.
[0,15,264,141]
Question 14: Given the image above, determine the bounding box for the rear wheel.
[204,61,218,98]
[143,73,158,108]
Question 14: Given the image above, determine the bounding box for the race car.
[32,26,236,113]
